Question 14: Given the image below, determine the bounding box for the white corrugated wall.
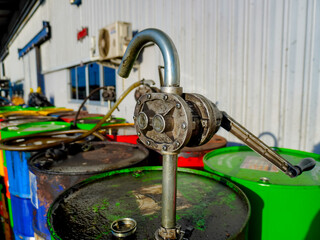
[3,0,320,153]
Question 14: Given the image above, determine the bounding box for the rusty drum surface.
[28,141,149,240]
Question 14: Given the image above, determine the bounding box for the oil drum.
[0,106,46,119]
[178,135,227,169]
[74,117,126,130]
[0,110,39,119]
[0,105,23,112]
[105,125,139,144]
[0,115,57,178]
[28,141,149,240]
[0,116,58,128]
[48,167,250,240]
[0,180,13,240]
[203,146,320,240]
[0,121,71,239]
[107,134,139,144]
[0,107,72,119]
[0,106,30,180]
[0,106,32,231]
[36,108,73,116]
[0,183,4,240]
[48,110,86,119]
[0,106,24,120]
[49,111,103,121]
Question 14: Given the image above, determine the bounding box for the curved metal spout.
[118,28,180,88]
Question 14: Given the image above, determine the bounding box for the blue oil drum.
[5,151,32,198]
[11,195,34,239]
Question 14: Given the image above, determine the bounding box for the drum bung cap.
[111,218,137,238]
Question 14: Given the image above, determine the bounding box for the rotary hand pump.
[118,28,316,240]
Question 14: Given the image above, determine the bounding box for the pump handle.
[220,111,316,177]
[294,158,316,176]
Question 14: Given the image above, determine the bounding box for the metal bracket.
[18,21,51,58]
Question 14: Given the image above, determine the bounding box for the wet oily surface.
[49,169,249,240]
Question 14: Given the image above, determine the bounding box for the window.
[70,63,116,102]
[77,65,86,100]
[70,68,76,99]
[103,66,116,87]
[88,63,100,101]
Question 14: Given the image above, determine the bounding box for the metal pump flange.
[134,92,223,153]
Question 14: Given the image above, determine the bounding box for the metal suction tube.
[118,28,181,94]
[118,29,181,238]
[162,154,178,229]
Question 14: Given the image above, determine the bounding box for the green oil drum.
[0,110,38,119]
[0,116,58,129]
[24,106,67,112]
[0,107,69,119]
[0,105,57,113]
[0,106,23,112]
[0,106,25,118]
[0,106,58,114]
[203,146,320,240]
[1,121,71,139]
[74,117,126,130]
[48,167,250,240]
[24,106,56,111]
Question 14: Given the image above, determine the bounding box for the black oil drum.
[28,141,149,240]
[48,167,250,240]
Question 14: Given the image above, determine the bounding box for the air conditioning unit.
[98,21,132,60]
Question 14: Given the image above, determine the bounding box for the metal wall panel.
[3,0,320,153]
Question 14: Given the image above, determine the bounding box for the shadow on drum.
[235,184,264,240]
[305,210,320,239]
[313,143,320,154]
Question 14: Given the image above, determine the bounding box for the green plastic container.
[204,146,320,240]
[74,117,126,130]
